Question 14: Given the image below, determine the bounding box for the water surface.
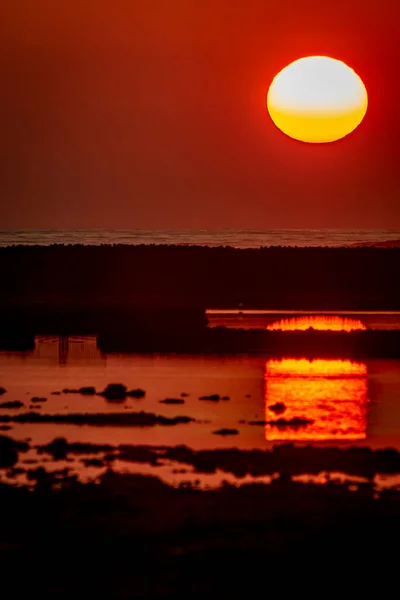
[2,336,400,488]
[0,335,399,448]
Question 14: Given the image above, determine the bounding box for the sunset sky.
[1,1,399,229]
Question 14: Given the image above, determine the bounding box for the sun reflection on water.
[267,315,366,331]
[265,358,369,441]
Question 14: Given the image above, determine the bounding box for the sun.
[267,56,368,143]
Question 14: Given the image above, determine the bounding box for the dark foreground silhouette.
[0,469,398,596]
[3,436,399,478]
[2,435,400,595]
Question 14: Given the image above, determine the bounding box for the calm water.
[1,228,400,248]
[1,336,400,487]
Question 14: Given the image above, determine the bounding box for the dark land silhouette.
[97,328,400,357]
[1,434,400,596]
[1,244,400,353]
[4,328,400,356]
[1,245,400,320]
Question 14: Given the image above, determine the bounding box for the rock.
[0,401,24,409]
[0,387,6,395]
[38,437,69,460]
[159,398,185,404]
[0,412,194,427]
[221,396,230,400]
[102,383,128,400]
[0,435,29,468]
[269,417,314,428]
[268,402,286,415]
[199,394,220,401]
[245,394,251,398]
[78,387,96,395]
[31,397,47,403]
[127,388,146,398]
[212,429,239,436]
[7,467,25,477]
[51,391,61,395]
[181,392,189,397]
[62,387,96,395]
[82,458,105,467]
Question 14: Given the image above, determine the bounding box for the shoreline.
[4,329,400,356]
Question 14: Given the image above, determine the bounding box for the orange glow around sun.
[264,358,369,441]
[267,56,368,143]
[267,315,366,332]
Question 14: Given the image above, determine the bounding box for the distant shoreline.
[1,245,400,338]
[1,227,400,248]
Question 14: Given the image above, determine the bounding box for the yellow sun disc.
[267,56,368,143]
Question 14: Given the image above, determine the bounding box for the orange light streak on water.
[267,315,366,332]
[265,358,368,441]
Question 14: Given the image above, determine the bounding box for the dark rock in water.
[51,391,61,395]
[245,394,251,398]
[269,417,314,428]
[0,411,194,427]
[268,402,286,415]
[238,419,246,424]
[181,392,189,397]
[37,437,115,459]
[156,415,193,426]
[78,387,96,395]
[0,435,29,468]
[26,466,74,486]
[29,405,40,409]
[0,388,6,395]
[248,420,267,426]
[101,383,127,401]
[213,429,239,436]
[199,394,220,401]
[0,425,12,431]
[82,458,105,467]
[37,438,69,460]
[127,388,146,398]
[31,397,47,403]
[159,398,185,405]
[62,387,96,395]
[221,396,230,400]
[7,467,25,477]
[0,401,24,409]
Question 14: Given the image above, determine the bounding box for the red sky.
[1,0,399,229]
